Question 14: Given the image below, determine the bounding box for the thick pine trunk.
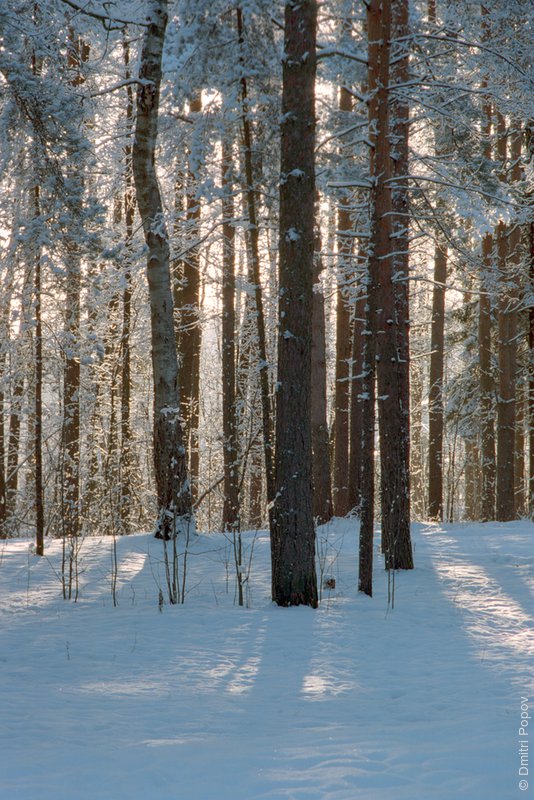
[133,0,192,538]
[271,0,318,608]
[390,0,411,532]
[368,0,413,571]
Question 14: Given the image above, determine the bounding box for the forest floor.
[0,518,533,799]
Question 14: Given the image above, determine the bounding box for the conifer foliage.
[0,0,532,603]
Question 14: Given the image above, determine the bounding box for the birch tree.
[133,0,192,539]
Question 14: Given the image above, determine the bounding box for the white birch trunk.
[132,0,192,538]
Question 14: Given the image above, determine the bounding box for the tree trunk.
[479,232,496,520]
[515,380,525,516]
[358,261,376,597]
[174,92,202,500]
[119,29,135,533]
[221,138,240,531]
[248,441,263,529]
[428,245,446,520]
[464,439,480,520]
[368,0,413,570]
[390,0,411,530]
[61,240,81,540]
[508,123,523,516]
[60,30,89,541]
[271,0,318,608]
[236,8,275,508]
[6,342,24,530]
[478,13,496,521]
[311,197,333,524]
[348,278,366,513]
[0,304,7,537]
[33,183,44,556]
[496,114,517,522]
[426,0,446,524]
[332,85,353,517]
[410,357,425,519]
[529,214,534,516]
[132,0,192,538]
[496,214,515,520]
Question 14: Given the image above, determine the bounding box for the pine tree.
[271,0,318,608]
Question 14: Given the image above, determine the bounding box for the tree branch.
[60,0,149,29]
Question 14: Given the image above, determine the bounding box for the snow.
[285,227,301,242]
[1,519,533,799]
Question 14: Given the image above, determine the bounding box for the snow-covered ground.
[1,519,533,799]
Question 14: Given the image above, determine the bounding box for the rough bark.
[368,0,413,570]
[132,0,192,538]
[332,85,353,517]
[271,0,318,608]
[358,263,376,597]
[390,0,411,533]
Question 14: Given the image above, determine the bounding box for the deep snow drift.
[1,519,532,799]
